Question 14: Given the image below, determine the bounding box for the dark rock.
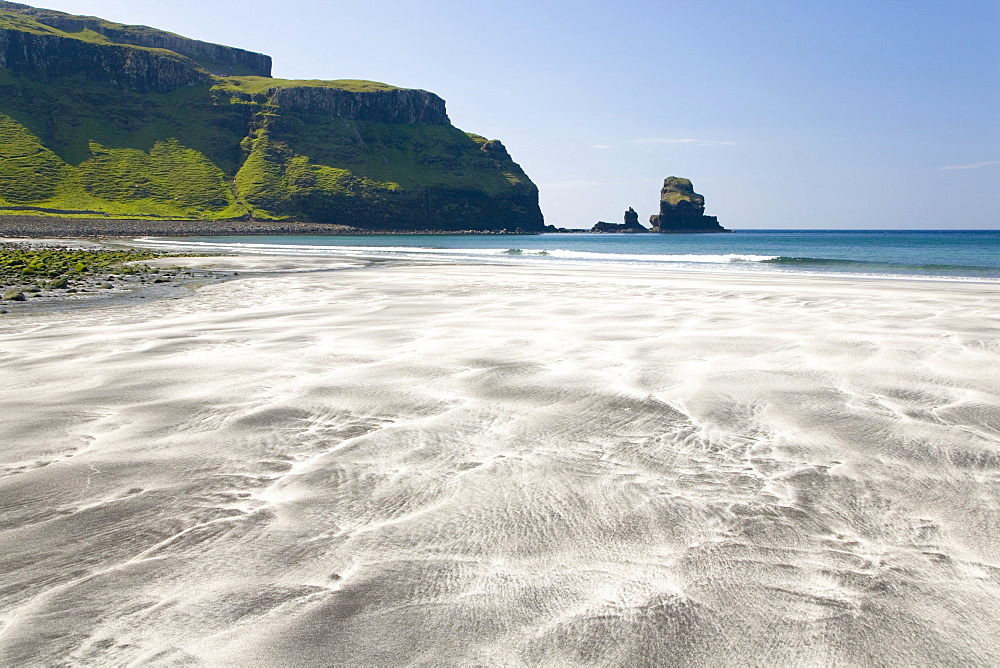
[268,87,449,125]
[479,140,510,161]
[624,207,640,227]
[0,26,213,93]
[649,177,729,233]
[590,207,649,233]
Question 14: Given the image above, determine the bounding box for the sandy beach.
[1,253,999,664]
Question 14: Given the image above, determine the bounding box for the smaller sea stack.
[591,207,649,233]
[649,177,730,233]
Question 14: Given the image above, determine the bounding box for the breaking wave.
[132,237,1000,281]
[135,238,778,264]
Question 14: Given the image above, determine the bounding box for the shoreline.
[0,238,235,314]
[0,237,383,315]
[0,215,552,238]
[127,235,1000,287]
[4,235,997,316]
[4,235,997,319]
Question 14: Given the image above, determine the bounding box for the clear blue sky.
[35,0,1000,229]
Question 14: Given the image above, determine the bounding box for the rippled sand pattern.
[1,262,999,665]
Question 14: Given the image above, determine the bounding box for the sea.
[138,229,1000,282]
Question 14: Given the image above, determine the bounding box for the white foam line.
[133,238,779,263]
[129,238,1000,283]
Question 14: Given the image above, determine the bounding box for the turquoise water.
[144,230,1000,281]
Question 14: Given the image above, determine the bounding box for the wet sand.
[1,257,999,665]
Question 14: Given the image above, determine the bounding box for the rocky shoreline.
[0,239,236,314]
[0,216,366,238]
[0,215,549,238]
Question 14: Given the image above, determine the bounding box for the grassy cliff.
[0,3,544,231]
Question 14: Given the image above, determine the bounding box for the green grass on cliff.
[0,4,256,75]
[78,139,241,212]
[660,177,703,207]
[230,112,533,224]
[215,77,402,95]
[0,110,247,219]
[0,63,534,223]
[0,114,67,203]
[661,191,699,206]
[0,68,254,219]
[0,70,248,171]
[0,8,193,61]
[271,115,526,193]
[234,125,404,219]
[0,10,107,42]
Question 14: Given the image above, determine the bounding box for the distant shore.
[0,215,549,238]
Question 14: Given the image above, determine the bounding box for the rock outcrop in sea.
[0,1,544,232]
[649,177,729,233]
[591,207,649,233]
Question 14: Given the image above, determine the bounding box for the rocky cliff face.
[0,2,544,232]
[0,26,212,92]
[0,1,271,76]
[269,86,449,125]
[236,102,542,231]
[649,177,728,233]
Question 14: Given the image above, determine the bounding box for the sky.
[30,0,1000,229]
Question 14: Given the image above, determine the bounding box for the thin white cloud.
[590,144,616,149]
[636,137,699,144]
[939,160,1000,170]
[633,138,736,147]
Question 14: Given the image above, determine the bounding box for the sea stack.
[649,177,730,233]
[591,207,649,233]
